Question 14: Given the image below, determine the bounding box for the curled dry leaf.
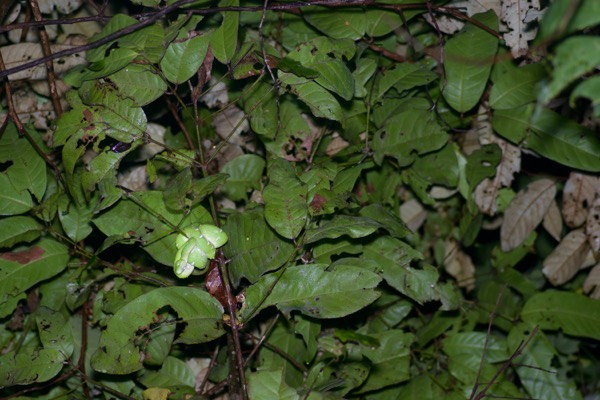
[583,264,600,299]
[475,137,520,215]
[38,0,84,14]
[399,198,427,233]
[562,172,600,228]
[542,199,563,242]
[585,197,600,256]
[501,178,556,251]
[542,229,589,286]
[1,42,86,81]
[444,238,475,291]
[501,0,541,57]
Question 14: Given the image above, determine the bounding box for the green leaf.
[466,143,502,187]
[0,239,69,318]
[163,168,193,212]
[0,124,46,202]
[279,72,343,121]
[0,348,65,387]
[443,332,507,363]
[78,81,147,143]
[361,237,448,305]
[527,108,600,172]
[358,204,411,239]
[443,10,499,112]
[0,216,43,248]
[410,143,460,188]
[508,323,582,400]
[490,64,545,109]
[220,154,265,201]
[263,158,309,240]
[537,0,600,42]
[353,58,377,98]
[570,75,600,117]
[376,63,436,100]
[372,107,448,166]
[248,370,300,400]
[356,330,413,393]
[91,287,224,374]
[223,209,295,285]
[138,356,196,388]
[540,36,600,103]
[191,173,229,201]
[304,215,381,244]
[210,0,239,64]
[64,48,138,86]
[521,291,600,340]
[109,63,167,106]
[81,140,141,192]
[492,104,533,144]
[303,7,366,40]
[58,193,94,242]
[86,14,138,62]
[161,31,212,84]
[36,307,75,357]
[242,264,381,320]
[93,192,211,265]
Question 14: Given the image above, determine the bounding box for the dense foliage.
[1,0,600,399]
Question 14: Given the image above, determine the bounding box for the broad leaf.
[91,287,224,374]
[242,264,381,320]
[210,0,239,64]
[542,229,589,286]
[0,216,43,248]
[161,31,211,84]
[527,108,600,172]
[223,209,295,285]
[263,158,308,240]
[0,239,69,318]
[0,348,65,388]
[443,10,499,112]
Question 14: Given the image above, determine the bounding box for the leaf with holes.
[562,172,599,228]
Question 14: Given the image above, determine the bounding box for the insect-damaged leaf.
[241,264,381,320]
[0,348,65,388]
[91,287,224,374]
[542,229,589,286]
[0,239,69,318]
[562,172,600,228]
[501,178,556,251]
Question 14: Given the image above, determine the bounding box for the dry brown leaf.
[325,134,349,156]
[501,0,540,57]
[542,229,589,286]
[501,178,556,251]
[585,197,600,256]
[424,0,501,34]
[474,137,521,215]
[562,172,600,228]
[399,199,427,233]
[542,199,562,242]
[583,263,600,299]
[444,238,476,291]
[1,42,85,80]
